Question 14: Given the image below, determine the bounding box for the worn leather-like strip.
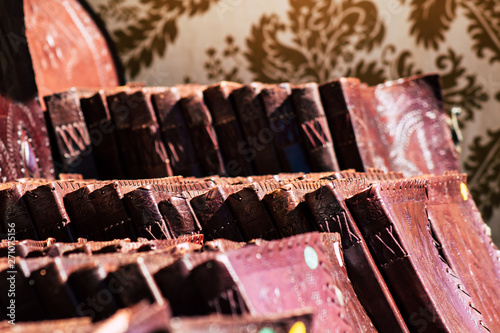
[63,186,103,240]
[0,263,47,322]
[260,83,310,173]
[158,194,202,238]
[44,91,99,178]
[190,258,250,316]
[79,91,125,179]
[24,183,75,242]
[105,261,160,307]
[0,184,38,240]
[154,252,217,316]
[306,180,409,332]
[346,180,488,332]
[67,264,120,321]
[341,78,390,172]
[319,233,377,332]
[291,83,339,172]
[151,88,202,177]
[30,260,79,319]
[459,180,500,284]
[180,90,225,176]
[318,80,364,171]
[107,90,173,179]
[87,182,137,241]
[263,183,317,237]
[204,81,254,177]
[123,186,172,240]
[425,174,500,331]
[231,84,281,175]
[191,185,245,242]
[227,182,282,241]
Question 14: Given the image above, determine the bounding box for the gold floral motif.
[245,0,385,83]
[409,0,500,64]
[465,128,500,220]
[204,35,243,82]
[462,0,500,63]
[409,0,457,50]
[104,0,219,77]
[437,49,489,123]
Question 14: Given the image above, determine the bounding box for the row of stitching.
[377,179,428,192]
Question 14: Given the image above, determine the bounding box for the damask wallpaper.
[87,0,500,243]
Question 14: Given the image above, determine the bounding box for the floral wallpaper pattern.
[88,0,500,242]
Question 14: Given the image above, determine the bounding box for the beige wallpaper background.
[87,0,500,243]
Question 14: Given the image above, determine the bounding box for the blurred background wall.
[87,0,500,243]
